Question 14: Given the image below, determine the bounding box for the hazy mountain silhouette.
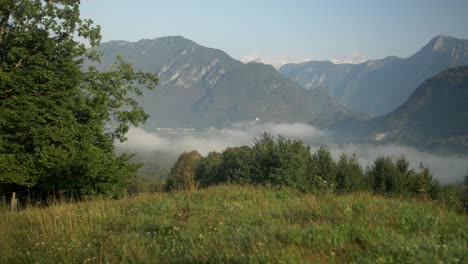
[280,35,468,116]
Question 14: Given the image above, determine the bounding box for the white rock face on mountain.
[330,54,368,64]
[240,54,314,69]
[241,53,368,69]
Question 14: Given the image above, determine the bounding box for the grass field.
[1,185,467,263]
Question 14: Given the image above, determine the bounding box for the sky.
[80,0,468,61]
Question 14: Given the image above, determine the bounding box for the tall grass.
[1,185,466,263]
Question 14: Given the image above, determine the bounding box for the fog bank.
[117,122,468,184]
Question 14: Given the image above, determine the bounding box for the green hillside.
[1,185,466,263]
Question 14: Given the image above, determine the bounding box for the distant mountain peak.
[330,54,368,64]
[421,34,467,53]
[241,54,368,69]
[432,35,452,51]
[240,54,313,69]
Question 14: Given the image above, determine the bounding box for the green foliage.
[367,156,404,195]
[219,146,253,184]
[188,134,459,207]
[194,151,222,187]
[413,163,439,199]
[335,154,365,193]
[312,147,337,190]
[365,156,445,200]
[163,134,465,209]
[0,1,158,198]
[269,136,315,192]
[192,133,317,192]
[165,151,202,191]
[249,133,278,183]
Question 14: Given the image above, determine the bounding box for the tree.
[250,133,279,183]
[413,163,441,199]
[269,136,315,192]
[312,147,337,190]
[193,134,318,192]
[219,146,253,184]
[335,154,365,193]
[0,1,158,199]
[194,151,222,187]
[165,151,202,191]
[367,156,403,195]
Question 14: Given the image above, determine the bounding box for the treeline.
[164,133,467,211]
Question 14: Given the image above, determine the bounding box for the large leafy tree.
[269,136,315,192]
[0,0,158,198]
[165,151,202,191]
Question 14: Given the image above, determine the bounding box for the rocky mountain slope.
[93,36,353,128]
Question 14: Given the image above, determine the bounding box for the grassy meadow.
[1,185,467,263]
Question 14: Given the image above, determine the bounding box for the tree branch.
[14,58,23,68]
[0,10,11,46]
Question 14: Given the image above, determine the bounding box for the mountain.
[92,36,349,128]
[327,66,468,152]
[280,35,468,116]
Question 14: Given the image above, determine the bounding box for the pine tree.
[336,154,365,193]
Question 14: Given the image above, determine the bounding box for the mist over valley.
[118,123,468,185]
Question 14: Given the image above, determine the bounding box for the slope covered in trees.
[326,66,468,152]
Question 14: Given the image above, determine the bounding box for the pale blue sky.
[80,0,468,60]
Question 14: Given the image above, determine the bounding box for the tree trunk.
[10,192,17,212]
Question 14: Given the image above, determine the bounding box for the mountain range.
[92,36,353,128]
[91,35,468,152]
[280,35,468,116]
[239,54,367,69]
[326,66,468,152]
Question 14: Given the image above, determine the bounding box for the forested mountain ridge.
[327,66,468,152]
